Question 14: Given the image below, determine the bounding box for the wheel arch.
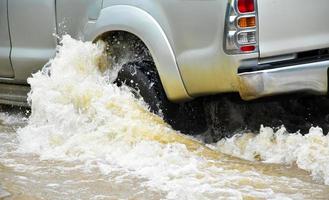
[84,5,191,101]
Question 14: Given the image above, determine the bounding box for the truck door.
[8,0,57,83]
[0,0,14,78]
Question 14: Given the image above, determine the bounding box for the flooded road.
[1,36,329,200]
[2,109,329,200]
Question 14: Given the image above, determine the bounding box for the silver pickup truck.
[1,0,329,135]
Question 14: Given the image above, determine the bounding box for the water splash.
[10,35,329,199]
[216,125,329,185]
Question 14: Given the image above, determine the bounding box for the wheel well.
[97,31,154,68]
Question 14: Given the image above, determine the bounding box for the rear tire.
[116,61,178,122]
[115,60,207,134]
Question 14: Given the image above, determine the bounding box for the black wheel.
[116,61,178,121]
[102,31,207,135]
[115,60,207,135]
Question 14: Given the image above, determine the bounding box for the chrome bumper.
[238,60,329,100]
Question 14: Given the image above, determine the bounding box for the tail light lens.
[238,0,255,13]
[240,45,255,52]
[238,17,256,28]
[237,31,256,44]
[224,0,258,54]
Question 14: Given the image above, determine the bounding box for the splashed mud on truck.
[0,36,329,199]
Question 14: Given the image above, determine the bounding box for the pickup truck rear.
[0,0,329,137]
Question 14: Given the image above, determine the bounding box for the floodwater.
[1,36,329,200]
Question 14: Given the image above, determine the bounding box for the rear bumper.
[238,59,329,100]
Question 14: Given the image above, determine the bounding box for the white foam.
[0,112,27,126]
[216,125,329,184]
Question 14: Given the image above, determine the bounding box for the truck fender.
[84,5,191,101]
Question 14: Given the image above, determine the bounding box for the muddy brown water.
[1,111,329,200]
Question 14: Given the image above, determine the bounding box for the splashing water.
[0,35,329,199]
[216,125,329,185]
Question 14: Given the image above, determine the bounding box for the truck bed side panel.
[258,0,329,58]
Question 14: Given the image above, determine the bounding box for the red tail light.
[224,0,258,54]
[240,45,255,52]
[238,0,255,13]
